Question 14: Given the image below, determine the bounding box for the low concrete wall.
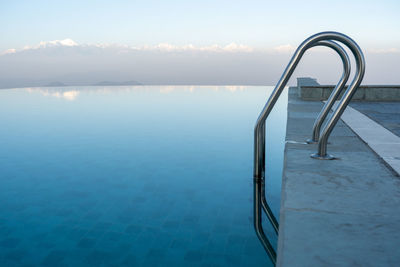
[299,85,400,101]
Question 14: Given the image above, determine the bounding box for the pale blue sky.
[1,0,399,50]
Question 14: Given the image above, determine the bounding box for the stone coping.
[299,85,400,101]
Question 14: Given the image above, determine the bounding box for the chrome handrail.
[260,40,350,237]
[254,32,365,264]
[254,40,348,264]
[255,32,365,177]
[307,43,351,144]
[312,39,365,159]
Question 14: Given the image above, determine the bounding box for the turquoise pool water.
[0,86,287,266]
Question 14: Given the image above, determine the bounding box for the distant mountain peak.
[39,38,78,48]
[3,40,255,56]
[19,39,79,51]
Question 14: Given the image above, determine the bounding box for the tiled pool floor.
[0,86,287,266]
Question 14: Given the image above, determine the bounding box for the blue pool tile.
[184,250,204,262]
[0,86,286,266]
[77,238,97,249]
[119,253,137,266]
[0,237,21,249]
[84,249,121,266]
[41,250,68,266]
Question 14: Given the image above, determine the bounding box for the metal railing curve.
[307,42,351,143]
[312,35,365,159]
[253,31,365,265]
[260,40,351,237]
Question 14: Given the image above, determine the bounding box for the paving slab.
[277,88,400,266]
[350,102,400,137]
[339,104,400,175]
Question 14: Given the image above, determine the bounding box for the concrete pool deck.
[276,87,400,266]
[339,104,400,175]
[350,102,400,138]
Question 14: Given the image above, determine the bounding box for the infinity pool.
[0,86,287,266]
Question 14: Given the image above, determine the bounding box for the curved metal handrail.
[259,40,351,236]
[255,32,365,176]
[254,32,365,264]
[313,41,365,159]
[307,43,351,143]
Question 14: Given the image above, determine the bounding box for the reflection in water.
[159,86,174,94]
[25,87,80,100]
[24,85,251,99]
[225,85,246,92]
[254,178,277,264]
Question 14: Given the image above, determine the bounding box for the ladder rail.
[253,32,365,264]
[254,39,350,261]
[254,32,365,178]
[307,42,351,143]
[259,40,351,236]
[314,40,365,159]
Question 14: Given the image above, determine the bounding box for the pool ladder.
[253,31,365,265]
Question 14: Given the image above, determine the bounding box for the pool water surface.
[0,86,287,266]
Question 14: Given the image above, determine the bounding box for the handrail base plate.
[306,139,317,144]
[310,153,337,160]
